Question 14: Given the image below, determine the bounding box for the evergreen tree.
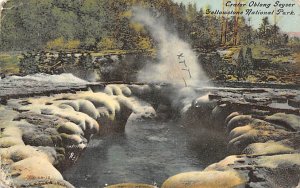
[236,48,245,80]
[0,0,258,51]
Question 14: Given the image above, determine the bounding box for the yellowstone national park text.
[206,1,296,15]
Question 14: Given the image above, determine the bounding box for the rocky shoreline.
[0,75,135,188]
[173,87,300,188]
[0,75,299,188]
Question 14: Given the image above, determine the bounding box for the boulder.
[11,157,64,181]
[288,95,300,108]
[211,104,233,129]
[161,171,246,188]
[57,122,84,135]
[264,113,300,131]
[22,132,54,147]
[0,127,24,148]
[0,145,55,164]
[226,115,252,132]
[224,112,240,125]
[242,141,295,155]
[228,119,291,153]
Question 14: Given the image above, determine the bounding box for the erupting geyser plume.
[0,0,8,13]
[132,7,210,87]
[0,0,8,27]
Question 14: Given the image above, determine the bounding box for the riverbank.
[1,44,299,85]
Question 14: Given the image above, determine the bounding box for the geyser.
[0,0,9,29]
[132,7,210,87]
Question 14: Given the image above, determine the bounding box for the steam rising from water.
[132,7,209,87]
[0,0,8,11]
[0,0,9,24]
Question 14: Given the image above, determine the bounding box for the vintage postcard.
[0,0,299,188]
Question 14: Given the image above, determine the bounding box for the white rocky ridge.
[0,83,155,187]
[0,74,300,187]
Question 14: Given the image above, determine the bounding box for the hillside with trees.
[0,0,299,83]
[0,0,291,51]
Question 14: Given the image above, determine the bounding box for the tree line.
[0,0,290,51]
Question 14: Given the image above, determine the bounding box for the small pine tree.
[236,48,244,80]
[244,47,254,74]
[236,47,254,80]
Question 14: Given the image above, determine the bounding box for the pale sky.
[173,0,300,33]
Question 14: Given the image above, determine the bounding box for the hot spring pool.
[63,117,228,188]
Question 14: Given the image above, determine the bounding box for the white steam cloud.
[132,7,210,87]
[0,0,8,10]
[0,0,9,30]
[0,0,9,17]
